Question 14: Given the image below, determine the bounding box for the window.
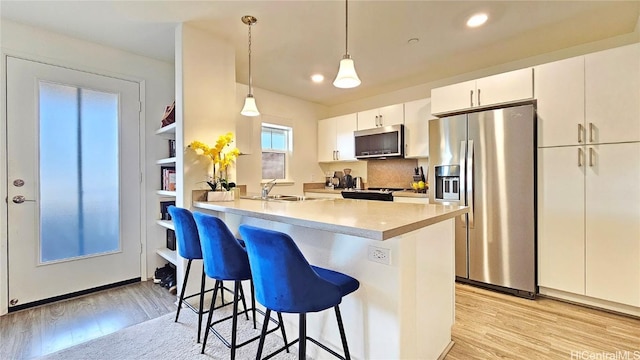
[261,123,291,180]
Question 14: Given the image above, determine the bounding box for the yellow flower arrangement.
[189,132,241,191]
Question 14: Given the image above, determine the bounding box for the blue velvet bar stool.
[238,225,360,360]
[193,212,289,359]
[168,205,222,343]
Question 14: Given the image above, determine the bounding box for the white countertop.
[193,198,467,240]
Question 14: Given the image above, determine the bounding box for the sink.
[240,194,323,202]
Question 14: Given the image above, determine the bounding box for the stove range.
[340,188,405,201]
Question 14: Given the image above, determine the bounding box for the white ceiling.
[1,1,639,106]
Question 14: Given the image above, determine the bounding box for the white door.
[6,57,141,309]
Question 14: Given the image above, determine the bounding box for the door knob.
[12,195,35,204]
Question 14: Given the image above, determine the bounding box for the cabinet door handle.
[379,115,383,127]
[578,124,584,143]
[589,122,594,143]
[470,90,474,107]
[589,147,594,167]
[578,148,583,167]
[477,88,481,106]
[333,150,336,160]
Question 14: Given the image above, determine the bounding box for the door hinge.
[138,101,142,113]
[140,243,143,254]
[140,172,143,184]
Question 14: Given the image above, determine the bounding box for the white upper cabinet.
[585,43,640,144]
[317,113,357,162]
[357,104,404,130]
[536,43,639,148]
[535,56,585,148]
[431,68,533,115]
[431,80,475,115]
[404,98,434,158]
[318,117,337,162]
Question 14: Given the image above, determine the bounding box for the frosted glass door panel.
[39,82,119,262]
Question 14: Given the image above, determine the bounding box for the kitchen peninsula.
[193,197,468,359]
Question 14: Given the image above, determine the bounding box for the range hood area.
[354,124,404,159]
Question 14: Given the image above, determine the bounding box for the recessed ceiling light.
[466,13,488,28]
[311,74,324,83]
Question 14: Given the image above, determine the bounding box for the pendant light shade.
[333,0,360,89]
[241,94,260,117]
[334,55,361,88]
[241,15,260,117]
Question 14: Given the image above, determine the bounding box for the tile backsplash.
[367,158,419,189]
[319,158,428,189]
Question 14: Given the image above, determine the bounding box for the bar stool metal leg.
[299,313,307,359]
[335,305,351,360]
[175,259,192,322]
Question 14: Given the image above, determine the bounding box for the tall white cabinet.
[536,43,640,310]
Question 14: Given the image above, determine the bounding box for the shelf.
[157,190,177,197]
[156,157,177,165]
[156,219,175,230]
[156,247,177,265]
[155,123,176,136]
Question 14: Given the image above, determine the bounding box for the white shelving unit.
[155,123,177,265]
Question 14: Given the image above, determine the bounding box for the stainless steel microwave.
[354,124,404,159]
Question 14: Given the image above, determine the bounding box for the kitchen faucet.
[261,179,277,199]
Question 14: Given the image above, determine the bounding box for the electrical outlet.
[368,245,391,265]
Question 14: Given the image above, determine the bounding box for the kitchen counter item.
[353,177,364,189]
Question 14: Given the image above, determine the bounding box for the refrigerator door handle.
[459,140,467,223]
[467,140,474,228]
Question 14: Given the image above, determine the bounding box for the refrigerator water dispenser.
[434,165,460,201]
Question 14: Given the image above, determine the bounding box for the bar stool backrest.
[193,212,251,281]
[239,225,342,313]
[168,206,202,260]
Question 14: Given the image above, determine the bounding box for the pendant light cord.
[248,23,253,95]
[345,0,349,56]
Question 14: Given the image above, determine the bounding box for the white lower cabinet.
[538,146,585,295]
[538,142,640,307]
[584,142,640,306]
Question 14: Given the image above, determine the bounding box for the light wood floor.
[446,283,640,360]
[1,281,638,359]
[0,281,176,359]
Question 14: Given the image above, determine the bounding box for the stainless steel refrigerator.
[428,103,536,298]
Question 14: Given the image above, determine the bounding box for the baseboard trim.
[9,278,141,313]
[438,341,455,360]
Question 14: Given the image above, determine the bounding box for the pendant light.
[241,15,260,117]
[333,0,361,88]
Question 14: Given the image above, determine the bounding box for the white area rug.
[39,306,301,360]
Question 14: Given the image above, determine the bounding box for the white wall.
[0,19,174,315]
[235,83,328,195]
